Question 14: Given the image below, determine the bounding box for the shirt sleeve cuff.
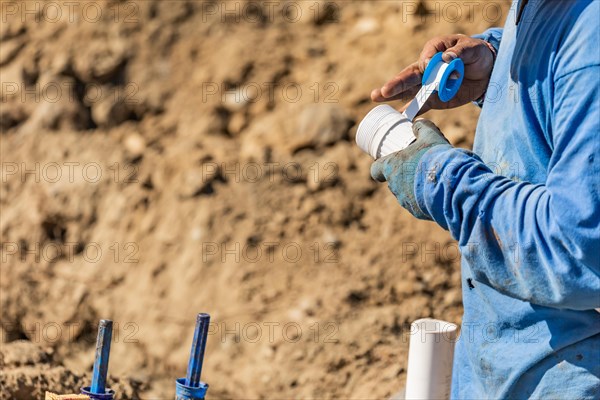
[472,29,502,108]
[472,28,502,54]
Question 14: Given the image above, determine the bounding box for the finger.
[442,41,493,77]
[415,75,487,113]
[442,40,484,64]
[372,87,418,103]
[371,88,386,102]
[412,118,441,138]
[374,85,421,104]
[413,119,450,144]
[370,159,388,182]
[418,35,462,72]
[379,62,423,99]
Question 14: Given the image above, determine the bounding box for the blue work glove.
[370,119,452,220]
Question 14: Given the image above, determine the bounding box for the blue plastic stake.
[186,313,210,386]
[175,313,210,400]
[81,319,115,400]
[91,319,112,393]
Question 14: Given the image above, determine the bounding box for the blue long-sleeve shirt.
[413,1,600,398]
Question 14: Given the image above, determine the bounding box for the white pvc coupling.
[405,318,458,400]
[355,105,415,159]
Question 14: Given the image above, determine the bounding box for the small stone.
[124,133,146,157]
[73,41,127,83]
[90,88,132,128]
[353,17,378,36]
[223,89,248,111]
[190,227,203,241]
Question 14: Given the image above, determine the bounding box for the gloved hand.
[371,119,452,219]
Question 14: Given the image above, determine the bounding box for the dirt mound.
[0,340,142,400]
[1,1,508,397]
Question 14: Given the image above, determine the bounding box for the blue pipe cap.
[81,386,115,400]
[175,377,209,400]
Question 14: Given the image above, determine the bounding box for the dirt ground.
[1,1,509,398]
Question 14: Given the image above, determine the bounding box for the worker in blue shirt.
[369,0,600,398]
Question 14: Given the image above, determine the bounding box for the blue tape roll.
[422,52,464,102]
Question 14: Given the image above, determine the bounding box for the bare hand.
[371,34,495,116]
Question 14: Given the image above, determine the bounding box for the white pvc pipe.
[405,318,458,400]
[355,105,415,159]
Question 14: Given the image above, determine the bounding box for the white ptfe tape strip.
[403,61,451,121]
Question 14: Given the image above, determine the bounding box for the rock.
[289,104,351,152]
[72,40,127,83]
[222,89,249,112]
[352,17,378,36]
[90,88,132,128]
[124,133,146,157]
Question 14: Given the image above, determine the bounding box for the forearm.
[414,146,600,310]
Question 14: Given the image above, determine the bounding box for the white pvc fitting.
[405,318,458,400]
[355,105,415,159]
